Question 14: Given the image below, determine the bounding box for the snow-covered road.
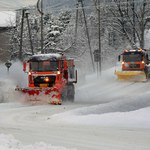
[0,102,150,150]
[0,63,150,150]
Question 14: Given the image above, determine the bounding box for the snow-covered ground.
[0,62,150,150]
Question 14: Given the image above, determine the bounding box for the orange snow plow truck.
[115,49,150,81]
[16,53,77,104]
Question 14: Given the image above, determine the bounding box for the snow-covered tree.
[43,11,72,52]
[105,0,150,49]
[9,7,72,59]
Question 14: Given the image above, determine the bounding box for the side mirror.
[118,55,121,62]
[75,70,77,83]
[23,62,26,72]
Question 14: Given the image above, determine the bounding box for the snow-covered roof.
[28,53,64,62]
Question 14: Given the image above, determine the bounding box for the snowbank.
[0,61,27,102]
[0,134,76,150]
[50,68,150,129]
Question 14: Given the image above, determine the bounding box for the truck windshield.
[30,61,58,72]
[123,53,142,62]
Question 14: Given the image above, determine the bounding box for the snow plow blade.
[15,87,62,105]
[115,71,147,82]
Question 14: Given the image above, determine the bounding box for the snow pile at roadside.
[0,134,76,150]
[51,105,150,128]
[0,61,27,102]
[51,95,150,128]
[50,68,150,129]
[0,61,27,87]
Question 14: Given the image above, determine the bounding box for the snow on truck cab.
[16,53,77,105]
[115,49,150,81]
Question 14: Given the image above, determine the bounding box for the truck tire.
[61,87,68,102]
[0,93,4,103]
[67,84,75,102]
[144,67,149,80]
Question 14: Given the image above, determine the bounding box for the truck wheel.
[0,94,4,103]
[67,84,75,102]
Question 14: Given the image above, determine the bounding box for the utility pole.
[19,8,34,60]
[37,0,44,54]
[132,0,136,44]
[76,0,95,71]
[127,0,129,15]
[98,0,101,75]
[41,0,44,54]
[74,1,79,48]
[25,11,34,55]
[19,9,25,60]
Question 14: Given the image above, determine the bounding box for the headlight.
[44,77,50,82]
[57,71,60,75]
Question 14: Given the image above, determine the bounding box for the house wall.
[0,27,11,62]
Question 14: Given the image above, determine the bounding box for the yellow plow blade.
[115,71,147,82]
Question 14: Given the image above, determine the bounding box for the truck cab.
[22,53,77,103]
[118,49,149,71]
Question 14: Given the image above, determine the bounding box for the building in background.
[0,27,15,62]
[0,11,16,62]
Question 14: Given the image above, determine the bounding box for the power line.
[0,1,25,9]
[45,0,71,9]
[75,0,95,71]
[0,0,149,12]
[41,1,150,14]
[0,1,18,7]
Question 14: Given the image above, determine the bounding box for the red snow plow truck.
[115,48,150,81]
[16,53,77,104]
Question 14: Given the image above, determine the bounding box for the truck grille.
[128,64,140,69]
[33,75,56,87]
